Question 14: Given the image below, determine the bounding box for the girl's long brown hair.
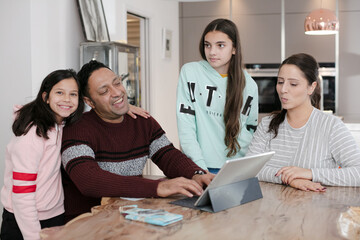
[12,69,84,139]
[268,53,321,138]
[199,18,246,157]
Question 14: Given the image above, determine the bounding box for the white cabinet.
[180,0,337,64]
[180,0,282,65]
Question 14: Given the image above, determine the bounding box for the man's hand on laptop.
[192,173,215,188]
[157,177,204,198]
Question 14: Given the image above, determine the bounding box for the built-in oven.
[245,64,281,114]
[319,63,336,113]
[245,63,336,114]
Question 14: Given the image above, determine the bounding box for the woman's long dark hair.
[199,18,246,157]
[268,53,321,138]
[12,69,84,139]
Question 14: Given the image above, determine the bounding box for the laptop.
[171,151,275,211]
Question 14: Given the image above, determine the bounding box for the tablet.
[194,151,275,207]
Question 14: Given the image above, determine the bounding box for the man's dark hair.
[77,60,110,97]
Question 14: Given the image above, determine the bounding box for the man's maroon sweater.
[61,110,202,221]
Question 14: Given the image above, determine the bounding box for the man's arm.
[62,148,159,197]
[138,115,205,180]
[61,112,212,198]
[62,139,210,198]
[145,118,215,195]
[63,144,214,198]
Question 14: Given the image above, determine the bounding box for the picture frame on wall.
[77,0,110,42]
[162,28,172,59]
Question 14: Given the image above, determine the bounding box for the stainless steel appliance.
[245,64,281,113]
[318,63,336,113]
[245,63,336,113]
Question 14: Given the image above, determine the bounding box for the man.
[61,60,214,221]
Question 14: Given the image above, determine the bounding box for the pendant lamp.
[304,8,339,35]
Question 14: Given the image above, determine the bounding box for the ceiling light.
[304,8,339,35]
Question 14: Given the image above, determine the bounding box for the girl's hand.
[289,179,326,192]
[275,166,312,185]
[127,105,150,119]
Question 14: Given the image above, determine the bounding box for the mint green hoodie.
[176,60,258,169]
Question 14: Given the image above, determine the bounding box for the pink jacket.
[1,123,64,240]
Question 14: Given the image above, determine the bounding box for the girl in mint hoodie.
[177,18,258,173]
[1,69,84,240]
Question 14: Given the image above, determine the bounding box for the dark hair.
[268,53,321,138]
[199,18,246,157]
[12,69,84,139]
[77,60,110,98]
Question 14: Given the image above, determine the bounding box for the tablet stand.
[205,177,262,212]
[171,177,263,213]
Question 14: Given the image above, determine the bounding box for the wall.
[0,0,33,216]
[30,0,84,96]
[180,0,360,122]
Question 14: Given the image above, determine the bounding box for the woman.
[176,18,258,173]
[247,53,360,191]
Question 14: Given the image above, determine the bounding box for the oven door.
[253,76,281,113]
[322,75,335,113]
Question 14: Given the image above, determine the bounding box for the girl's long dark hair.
[268,53,321,138]
[199,18,246,157]
[12,69,84,139]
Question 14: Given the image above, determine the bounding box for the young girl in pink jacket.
[0,69,84,240]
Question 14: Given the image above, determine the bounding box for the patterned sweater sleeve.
[246,118,282,184]
[10,129,42,240]
[311,119,360,186]
[148,118,204,179]
[176,64,207,169]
